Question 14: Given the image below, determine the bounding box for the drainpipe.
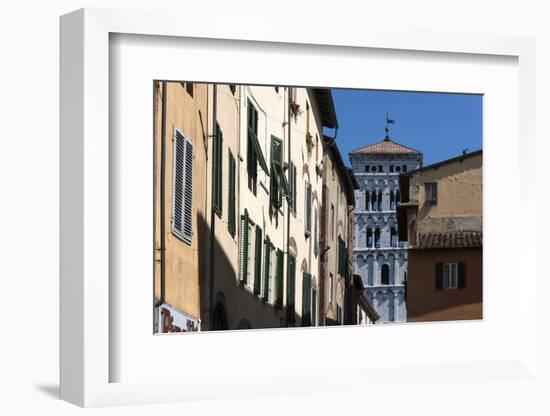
[208,84,218,330]
[156,81,167,309]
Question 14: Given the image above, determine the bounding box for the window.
[336,304,343,324]
[402,164,407,172]
[262,235,274,301]
[366,228,373,248]
[313,208,319,256]
[390,227,397,247]
[330,204,335,240]
[389,165,394,172]
[275,249,284,306]
[329,273,334,304]
[304,182,312,237]
[253,226,263,295]
[378,165,383,172]
[246,100,269,196]
[288,161,297,213]
[365,191,370,211]
[425,182,438,204]
[246,221,255,285]
[287,255,296,322]
[396,189,400,204]
[239,210,250,283]
[378,190,383,211]
[365,165,370,172]
[270,136,289,209]
[172,128,193,244]
[227,151,236,236]
[389,189,395,210]
[213,124,223,216]
[435,262,466,290]
[374,228,381,248]
[381,264,390,285]
[302,272,312,326]
[337,237,347,277]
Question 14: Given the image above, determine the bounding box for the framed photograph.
[60,8,538,408]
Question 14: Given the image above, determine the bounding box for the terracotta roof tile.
[417,231,482,249]
[350,138,421,155]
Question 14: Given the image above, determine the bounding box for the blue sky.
[326,89,483,166]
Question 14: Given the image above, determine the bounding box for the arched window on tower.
[390,227,397,247]
[381,264,390,285]
[378,190,383,211]
[390,190,395,210]
[374,227,381,248]
[396,189,400,205]
[365,191,370,211]
[372,190,377,211]
[366,228,373,248]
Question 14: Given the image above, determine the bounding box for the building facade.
[397,150,482,322]
[350,137,423,323]
[153,81,209,333]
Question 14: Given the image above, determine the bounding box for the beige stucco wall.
[410,152,482,234]
[154,82,209,321]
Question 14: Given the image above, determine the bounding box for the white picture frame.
[60,7,538,408]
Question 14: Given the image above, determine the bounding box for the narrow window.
[270,136,288,209]
[390,227,397,247]
[227,151,236,236]
[374,228,381,248]
[425,182,438,204]
[330,204,335,240]
[213,124,223,216]
[389,165,394,172]
[275,249,284,306]
[381,264,390,285]
[378,165,383,172]
[366,191,370,211]
[239,210,249,283]
[313,208,319,256]
[378,190,383,211]
[304,182,312,237]
[402,164,407,172]
[366,228,373,248]
[172,128,193,244]
[390,189,395,210]
[247,102,259,195]
[287,255,296,322]
[254,226,263,295]
[262,235,271,299]
[302,272,312,326]
[287,162,297,213]
[396,189,400,204]
[365,165,370,172]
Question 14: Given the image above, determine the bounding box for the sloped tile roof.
[350,138,421,155]
[417,231,482,249]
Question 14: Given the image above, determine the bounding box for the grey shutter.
[435,263,443,290]
[239,210,249,283]
[172,129,193,244]
[458,262,466,289]
[254,226,263,295]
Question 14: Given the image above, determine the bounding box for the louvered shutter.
[287,255,296,322]
[275,249,284,306]
[302,273,311,326]
[457,262,466,289]
[213,125,223,215]
[305,183,312,235]
[311,288,317,326]
[172,129,193,244]
[228,152,236,236]
[253,226,263,295]
[435,263,443,290]
[262,235,271,300]
[239,210,249,283]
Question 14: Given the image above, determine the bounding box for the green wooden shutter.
[457,262,466,289]
[302,273,311,326]
[239,210,249,283]
[311,288,317,326]
[254,225,262,295]
[262,235,271,300]
[275,249,284,306]
[287,255,296,322]
[227,152,236,236]
[435,262,443,290]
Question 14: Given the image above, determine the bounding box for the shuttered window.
[270,136,289,209]
[311,287,317,326]
[288,161,297,213]
[213,124,223,216]
[275,249,284,307]
[254,226,263,295]
[172,128,193,244]
[302,272,312,326]
[313,208,318,256]
[287,255,296,322]
[227,151,236,236]
[246,100,269,196]
[239,209,249,283]
[304,182,312,236]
